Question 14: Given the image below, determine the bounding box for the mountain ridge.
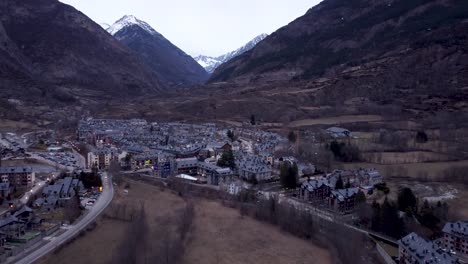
[194,33,268,74]
[108,15,209,87]
[0,0,164,107]
[211,0,468,86]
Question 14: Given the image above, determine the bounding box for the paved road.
[13,172,114,264]
[19,181,47,206]
[283,195,398,244]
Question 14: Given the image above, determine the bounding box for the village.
[0,131,106,263]
[0,119,465,264]
[78,118,467,264]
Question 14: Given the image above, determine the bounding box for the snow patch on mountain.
[194,55,222,73]
[99,22,110,29]
[107,15,157,36]
[194,33,268,74]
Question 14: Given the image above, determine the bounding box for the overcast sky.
[60,0,321,57]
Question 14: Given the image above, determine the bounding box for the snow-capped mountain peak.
[107,15,157,36]
[194,33,268,74]
[194,55,221,73]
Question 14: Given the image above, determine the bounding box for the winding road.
[11,172,114,264]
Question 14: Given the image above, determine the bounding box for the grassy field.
[0,119,39,132]
[38,179,330,264]
[361,151,454,164]
[37,179,186,264]
[184,200,331,264]
[340,160,468,179]
[288,115,382,128]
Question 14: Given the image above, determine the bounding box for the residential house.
[132,152,174,178]
[175,158,198,175]
[0,182,10,197]
[329,170,358,187]
[41,177,84,210]
[442,222,468,259]
[0,166,35,188]
[237,162,272,182]
[204,142,232,158]
[398,232,459,264]
[0,216,25,239]
[358,168,383,186]
[197,162,232,186]
[329,188,359,213]
[13,206,33,223]
[300,179,331,203]
[235,151,273,182]
[42,196,59,212]
[87,148,126,169]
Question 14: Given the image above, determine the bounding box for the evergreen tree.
[418,199,440,230]
[355,190,369,224]
[288,131,297,143]
[416,131,428,143]
[434,201,449,222]
[345,179,352,188]
[217,150,236,169]
[280,162,298,189]
[371,201,381,232]
[227,130,235,142]
[250,114,256,125]
[397,187,417,213]
[355,190,367,205]
[381,198,405,238]
[335,175,344,189]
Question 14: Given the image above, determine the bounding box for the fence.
[376,242,397,264]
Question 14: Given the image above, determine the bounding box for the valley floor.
[36,178,331,264]
[184,200,331,264]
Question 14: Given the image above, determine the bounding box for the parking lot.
[34,151,83,171]
[80,193,101,209]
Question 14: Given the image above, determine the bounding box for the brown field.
[340,160,468,179]
[361,151,454,164]
[0,119,39,132]
[38,179,331,264]
[37,179,186,264]
[288,115,382,128]
[184,200,331,264]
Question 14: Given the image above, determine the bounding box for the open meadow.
[37,178,331,264]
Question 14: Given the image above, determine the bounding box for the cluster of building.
[398,221,468,263]
[0,166,35,192]
[78,119,287,186]
[0,206,39,241]
[298,168,383,213]
[35,176,85,211]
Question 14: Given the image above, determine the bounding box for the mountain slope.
[0,0,163,105]
[210,0,468,103]
[195,33,268,74]
[108,15,208,87]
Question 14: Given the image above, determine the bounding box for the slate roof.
[398,232,458,264]
[443,222,468,238]
[302,179,331,192]
[0,166,33,174]
[331,188,359,202]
